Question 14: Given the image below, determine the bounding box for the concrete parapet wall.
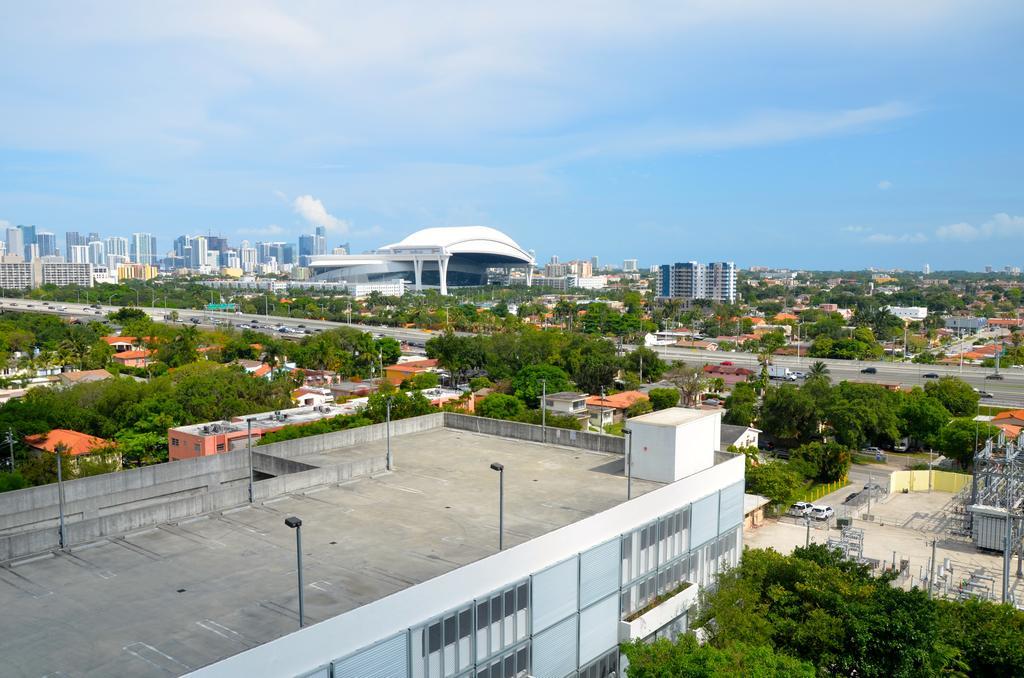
[257,412,445,459]
[443,413,624,455]
[252,452,318,477]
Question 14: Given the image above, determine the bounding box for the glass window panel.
[504,589,514,616]
[517,583,528,611]
[504,655,515,678]
[491,596,502,624]
[477,601,489,630]
[460,609,472,638]
[444,615,457,645]
[429,622,442,653]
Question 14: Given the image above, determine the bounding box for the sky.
[0,1,1022,271]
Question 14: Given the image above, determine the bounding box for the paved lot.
[0,429,657,678]
[746,488,1024,604]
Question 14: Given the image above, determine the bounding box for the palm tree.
[808,360,830,383]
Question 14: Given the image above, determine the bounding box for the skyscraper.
[88,240,106,266]
[105,236,129,259]
[130,233,157,265]
[36,232,58,258]
[66,231,87,258]
[70,245,90,264]
[623,259,639,272]
[5,228,24,261]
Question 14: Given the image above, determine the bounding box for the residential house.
[541,391,590,424]
[24,429,121,471]
[291,386,334,407]
[585,391,648,429]
[59,369,114,386]
[720,423,761,450]
[112,349,153,368]
[384,358,439,386]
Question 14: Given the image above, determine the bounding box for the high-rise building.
[36,232,58,258]
[315,226,327,255]
[106,236,129,262]
[87,240,106,266]
[189,236,208,269]
[131,233,158,266]
[240,247,258,273]
[207,236,229,254]
[922,263,930,275]
[66,231,87,258]
[70,245,90,264]
[658,261,737,303]
[87,232,100,244]
[590,256,599,270]
[298,234,316,266]
[5,228,24,262]
[623,258,639,272]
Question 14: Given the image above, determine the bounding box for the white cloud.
[842,225,871,233]
[292,194,350,233]
[878,180,893,190]
[865,232,928,244]
[936,213,1024,241]
[237,224,285,236]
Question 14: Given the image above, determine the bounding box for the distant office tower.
[131,233,158,265]
[298,234,316,266]
[106,236,128,260]
[591,256,599,270]
[70,245,90,264]
[87,232,100,243]
[87,240,106,265]
[985,266,994,273]
[207,236,229,255]
[173,235,190,259]
[5,228,24,262]
[335,242,350,255]
[65,231,87,258]
[658,261,737,303]
[550,255,559,264]
[25,244,39,262]
[189,236,208,269]
[922,263,930,275]
[315,226,327,254]
[36,232,57,258]
[623,259,639,272]
[240,247,258,273]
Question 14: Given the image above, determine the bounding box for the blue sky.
[1,1,1022,271]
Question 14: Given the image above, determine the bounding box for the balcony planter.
[618,582,698,642]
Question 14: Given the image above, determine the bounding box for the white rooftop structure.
[308,226,534,294]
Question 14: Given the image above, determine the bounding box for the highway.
[4,298,1022,407]
[0,299,436,346]
[640,345,1024,408]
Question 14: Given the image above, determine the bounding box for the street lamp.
[284,516,305,628]
[540,378,547,443]
[247,419,255,503]
[622,428,633,500]
[55,446,67,549]
[490,463,505,551]
[386,396,394,471]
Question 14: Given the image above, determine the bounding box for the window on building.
[474,580,529,666]
[411,602,474,678]
[171,438,179,447]
[580,648,619,678]
[193,443,200,452]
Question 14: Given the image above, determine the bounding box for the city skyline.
[1,3,1023,270]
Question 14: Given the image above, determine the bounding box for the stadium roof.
[379,226,532,263]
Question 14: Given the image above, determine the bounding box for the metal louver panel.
[690,492,719,548]
[333,631,408,678]
[578,594,619,666]
[579,539,620,609]
[532,614,578,678]
[531,556,578,633]
[718,481,744,532]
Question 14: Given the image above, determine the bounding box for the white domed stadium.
[308,226,534,294]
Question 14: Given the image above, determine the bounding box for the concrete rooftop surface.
[0,429,660,678]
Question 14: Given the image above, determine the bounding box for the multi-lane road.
[640,345,1024,407]
[4,297,1023,407]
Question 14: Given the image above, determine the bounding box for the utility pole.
[4,429,14,471]
[55,446,66,549]
[247,418,254,504]
[540,378,546,443]
[386,396,393,471]
[623,427,633,500]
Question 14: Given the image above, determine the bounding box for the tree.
[648,388,680,411]
[665,364,707,407]
[156,325,200,368]
[626,399,653,417]
[723,382,757,426]
[924,377,980,417]
[409,372,440,390]
[939,418,999,468]
[790,441,851,482]
[899,392,950,449]
[623,346,667,383]
[621,634,815,678]
[936,598,1024,676]
[807,360,830,383]
[468,376,493,392]
[512,364,572,408]
[477,393,525,420]
[758,385,818,446]
[745,461,805,507]
[107,307,149,324]
[375,337,402,367]
[425,331,485,382]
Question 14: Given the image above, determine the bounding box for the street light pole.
[623,428,633,500]
[805,516,811,547]
[55,446,66,549]
[490,463,504,550]
[5,429,14,471]
[386,396,394,471]
[247,419,254,503]
[540,378,546,443]
[284,517,305,628]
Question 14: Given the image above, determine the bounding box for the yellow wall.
[888,470,970,494]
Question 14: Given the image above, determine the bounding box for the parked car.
[894,439,909,452]
[923,372,939,379]
[809,505,834,521]
[860,367,877,374]
[788,501,813,517]
[986,374,1005,380]
[862,446,881,454]
[843,492,861,504]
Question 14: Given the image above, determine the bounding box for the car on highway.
[986,374,1005,380]
[720,361,733,366]
[860,367,877,374]
[923,372,939,379]
[809,505,834,521]
[978,391,994,399]
[788,501,813,517]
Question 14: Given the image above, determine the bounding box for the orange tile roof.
[101,336,136,346]
[387,359,439,373]
[996,423,1022,438]
[24,429,110,456]
[994,409,1024,422]
[585,391,649,410]
[113,349,153,359]
[252,364,272,378]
